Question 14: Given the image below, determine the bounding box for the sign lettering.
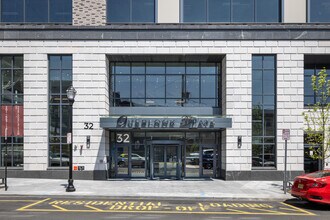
[116,115,215,129]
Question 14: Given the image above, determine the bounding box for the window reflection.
[166,76,182,98]
[232,0,254,22]
[25,0,48,22]
[50,0,72,23]
[252,55,276,168]
[108,0,155,23]
[146,63,165,74]
[183,0,280,23]
[49,55,72,167]
[132,76,145,98]
[166,63,185,74]
[115,75,131,98]
[184,0,207,22]
[310,0,330,22]
[255,0,280,22]
[132,0,155,22]
[186,63,200,74]
[111,62,220,107]
[146,75,165,98]
[201,75,216,98]
[0,56,24,167]
[1,0,24,22]
[1,0,72,23]
[186,75,199,98]
[209,0,230,22]
[304,65,330,106]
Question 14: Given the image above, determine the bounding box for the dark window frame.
[0,55,24,167]
[0,0,72,24]
[48,55,72,167]
[182,0,282,23]
[110,62,220,108]
[107,0,156,23]
[252,55,277,169]
[304,64,330,106]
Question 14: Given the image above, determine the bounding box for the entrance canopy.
[100,115,232,130]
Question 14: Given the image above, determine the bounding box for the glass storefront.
[109,131,221,179]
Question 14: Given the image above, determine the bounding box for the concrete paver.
[0,178,292,200]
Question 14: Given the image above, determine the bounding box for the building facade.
[0,0,330,180]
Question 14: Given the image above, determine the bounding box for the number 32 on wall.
[84,122,94,130]
[116,133,130,143]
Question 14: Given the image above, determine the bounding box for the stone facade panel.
[1,38,329,178]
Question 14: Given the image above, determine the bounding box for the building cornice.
[0,24,330,40]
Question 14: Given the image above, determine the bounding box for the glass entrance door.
[115,145,129,177]
[152,145,180,179]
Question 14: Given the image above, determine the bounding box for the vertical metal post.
[66,101,75,192]
[150,145,154,180]
[4,137,8,191]
[284,140,288,194]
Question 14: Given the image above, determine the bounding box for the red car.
[291,170,330,205]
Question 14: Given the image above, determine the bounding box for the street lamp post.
[66,85,76,192]
[4,128,8,191]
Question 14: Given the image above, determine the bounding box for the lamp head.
[66,85,76,103]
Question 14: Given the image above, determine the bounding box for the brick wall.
[73,0,107,26]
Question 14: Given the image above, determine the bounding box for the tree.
[303,67,330,170]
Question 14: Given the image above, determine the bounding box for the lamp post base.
[66,179,76,192]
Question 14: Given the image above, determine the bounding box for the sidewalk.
[0,178,292,200]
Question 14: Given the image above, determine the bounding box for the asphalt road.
[0,195,329,220]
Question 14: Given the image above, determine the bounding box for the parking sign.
[282,129,290,140]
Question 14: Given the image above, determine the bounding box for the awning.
[100,115,232,130]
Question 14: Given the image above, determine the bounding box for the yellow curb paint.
[16,199,316,216]
[85,205,105,212]
[248,207,287,215]
[226,208,251,214]
[52,205,68,211]
[17,209,315,216]
[16,198,51,211]
[279,207,302,212]
[280,202,316,216]
[0,200,38,202]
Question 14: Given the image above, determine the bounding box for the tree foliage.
[303,67,330,170]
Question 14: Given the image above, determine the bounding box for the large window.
[107,0,155,23]
[183,0,281,23]
[0,55,24,167]
[309,0,330,22]
[0,0,72,23]
[110,62,219,107]
[49,55,72,167]
[304,65,330,106]
[252,55,276,168]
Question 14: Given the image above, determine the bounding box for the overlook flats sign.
[117,115,215,129]
[100,115,232,130]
